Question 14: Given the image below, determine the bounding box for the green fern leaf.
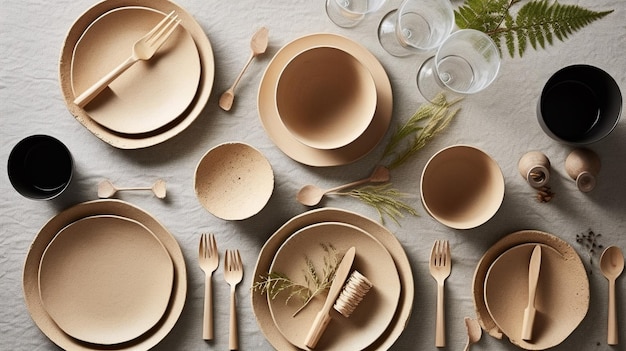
[455,0,613,58]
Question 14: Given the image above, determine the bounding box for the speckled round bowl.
[194,142,274,220]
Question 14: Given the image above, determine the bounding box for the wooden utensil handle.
[202,275,213,340]
[73,56,135,108]
[305,311,332,349]
[229,289,238,350]
[435,283,445,347]
[608,280,618,345]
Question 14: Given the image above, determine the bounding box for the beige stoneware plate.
[472,230,589,348]
[71,6,201,134]
[23,200,187,350]
[39,215,174,345]
[258,33,392,166]
[59,0,214,149]
[268,222,401,350]
[484,242,588,350]
[251,208,414,350]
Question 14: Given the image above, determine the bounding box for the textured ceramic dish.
[71,6,201,134]
[23,200,187,350]
[268,222,400,350]
[258,33,392,166]
[39,215,174,345]
[251,208,414,350]
[420,144,505,229]
[276,46,377,150]
[59,0,214,149]
[194,142,274,220]
[484,243,588,350]
[472,230,589,346]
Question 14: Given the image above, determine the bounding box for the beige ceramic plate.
[194,142,274,220]
[71,6,201,134]
[472,230,589,348]
[39,215,174,345]
[59,0,214,149]
[258,33,392,166]
[484,242,588,350]
[268,222,401,350]
[23,200,187,350]
[251,208,414,350]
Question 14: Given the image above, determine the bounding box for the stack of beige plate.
[251,208,414,350]
[257,33,393,167]
[59,0,215,149]
[472,230,589,350]
[23,199,187,350]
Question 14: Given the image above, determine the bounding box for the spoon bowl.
[600,245,624,345]
[464,317,482,351]
[296,166,390,206]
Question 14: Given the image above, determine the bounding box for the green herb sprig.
[456,0,613,57]
[252,243,340,317]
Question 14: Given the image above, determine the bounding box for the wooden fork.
[73,11,181,107]
[224,249,243,350]
[198,233,219,340]
[429,240,451,347]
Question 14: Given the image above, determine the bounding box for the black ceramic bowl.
[537,64,622,144]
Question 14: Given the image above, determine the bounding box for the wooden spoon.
[98,179,167,199]
[296,166,390,206]
[219,27,269,111]
[600,245,624,345]
[464,317,482,351]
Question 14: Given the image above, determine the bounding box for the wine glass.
[325,0,387,28]
[417,29,501,102]
[378,0,455,57]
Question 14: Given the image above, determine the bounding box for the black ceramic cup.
[537,64,622,144]
[8,135,74,200]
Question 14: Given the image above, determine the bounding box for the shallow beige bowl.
[194,142,274,220]
[420,145,505,229]
[276,46,377,150]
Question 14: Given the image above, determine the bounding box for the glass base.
[377,10,412,57]
[325,0,365,28]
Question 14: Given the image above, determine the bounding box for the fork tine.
[147,14,180,48]
[443,240,450,266]
[234,250,242,270]
[225,249,231,270]
[209,233,217,257]
[199,233,206,259]
[145,11,175,39]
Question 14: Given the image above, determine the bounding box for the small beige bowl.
[276,46,377,150]
[420,145,505,229]
[194,142,274,220]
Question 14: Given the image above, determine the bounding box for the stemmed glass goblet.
[325,0,387,28]
[378,0,455,57]
[417,29,501,102]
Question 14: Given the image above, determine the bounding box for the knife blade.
[304,246,356,349]
[521,244,542,341]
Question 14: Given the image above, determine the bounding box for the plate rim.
[59,0,214,149]
[266,221,401,350]
[257,33,392,167]
[250,207,414,351]
[22,199,187,350]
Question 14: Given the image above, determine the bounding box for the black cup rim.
[538,64,622,144]
[7,135,74,200]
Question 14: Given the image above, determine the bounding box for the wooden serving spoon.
[296,166,390,206]
[219,27,269,111]
[600,245,624,345]
[98,179,167,199]
[464,317,482,351]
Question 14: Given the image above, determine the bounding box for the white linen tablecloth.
[1,0,625,350]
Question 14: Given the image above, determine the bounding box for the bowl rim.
[419,144,505,229]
